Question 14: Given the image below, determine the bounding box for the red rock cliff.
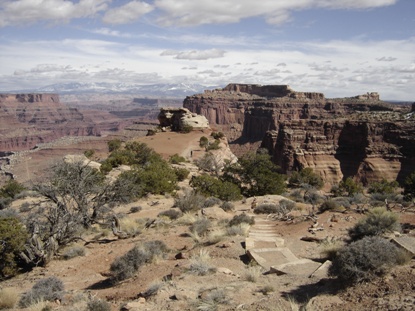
[183,84,414,184]
[0,93,100,152]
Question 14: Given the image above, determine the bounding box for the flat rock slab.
[247,247,298,270]
[245,237,285,250]
[309,260,332,279]
[391,236,415,257]
[270,259,322,276]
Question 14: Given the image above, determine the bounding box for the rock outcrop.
[183,84,414,184]
[0,93,100,152]
[158,107,209,130]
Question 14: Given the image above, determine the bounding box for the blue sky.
[0,0,414,100]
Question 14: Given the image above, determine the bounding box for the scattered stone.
[175,252,188,260]
[217,267,238,276]
[391,236,415,257]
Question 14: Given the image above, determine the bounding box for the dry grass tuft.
[0,287,19,309]
[243,265,263,282]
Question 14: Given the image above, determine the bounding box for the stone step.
[269,259,322,276]
[247,247,299,270]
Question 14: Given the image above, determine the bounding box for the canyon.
[184,84,415,185]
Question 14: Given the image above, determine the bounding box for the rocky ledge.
[183,84,414,185]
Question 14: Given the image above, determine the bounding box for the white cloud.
[91,28,132,38]
[0,0,109,27]
[161,49,226,60]
[154,0,398,27]
[376,56,397,62]
[102,1,153,24]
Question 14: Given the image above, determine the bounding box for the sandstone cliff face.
[0,94,100,152]
[183,84,414,184]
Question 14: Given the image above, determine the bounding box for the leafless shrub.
[158,209,182,220]
[86,298,111,311]
[190,218,211,236]
[19,277,64,308]
[220,201,234,212]
[228,213,254,227]
[61,245,85,260]
[174,190,205,213]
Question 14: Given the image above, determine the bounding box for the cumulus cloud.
[102,1,153,24]
[0,0,109,27]
[154,0,398,27]
[161,49,226,60]
[91,28,132,38]
[376,56,397,62]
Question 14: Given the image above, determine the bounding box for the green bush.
[180,124,193,133]
[84,149,95,158]
[19,277,64,307]
[331,177,363,197]
[0,180,25,200]
[368,179,399,194]
[329,236,408,284]
[169,153,186,164]
[199,136,209,148]
[190,174,242,202]
[228,214,255,227]
[403,171,415,201]
[348,207,401,241]
[223,152,286,196]
[288,168,324,189]
[206,139,221,151]
[211,132,225,139]
[174,167,190,181]
[107,139,122,152]
[0,217,28,278]
[319,200,340,213]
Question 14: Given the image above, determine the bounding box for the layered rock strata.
[0,93,100,152]
[183,84,414,184]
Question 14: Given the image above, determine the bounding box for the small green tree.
[331,177,363,197]
[107,139,122,152]
[0,217,28,277]
[223,152,286,196]
[403,172,415,201]
[368,179,399,194]
[199,136,209,148]
[190,174,242,201]
[288,168,323,189]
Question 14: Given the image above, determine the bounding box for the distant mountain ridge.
[4,82,217,97]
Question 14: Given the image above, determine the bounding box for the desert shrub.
[244,266,263,283]
[174,190,206,213]
[319,239,344,260]
[229,214,255,227]
[0,208,17,218]
[110,240,168,283]
[146,129,157,136]
[196,288,227,311]
[0,287,18,309]
[87,298,111,311]
[199,136,209,148]
[331,177,363,197]
[349,193,368,205]
[319,200,339,213]
[180,124,193,133]
[223,152,286,196]
[169,153,186,164]
[0,179,26,200]
[368,179,399,194]
[195,152,222,174]
[130,206,142,213]
[203,197,222,207]
[403,171,415,201]
[190,174,242,201]
[226,223,250,236]
[19,202,31,212]
[0,217,28,278]
[329,236,408,284]
[19,277,64,308]
[107,139,122,152]
[258,285,275,295]
[288,168,324,189]
[174,167,190,181]
[188,249,216,276]
[211,132,225,139]
[190,218,211,236]
[84,149,95,158]
[0,198,11,210]
[61,245,85,260]
[220,201,234,212]
[348,207,400,241]
[254,203,279,214]
[140,283,164,298]
[158,209,182,220]
[206,139,221,151]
